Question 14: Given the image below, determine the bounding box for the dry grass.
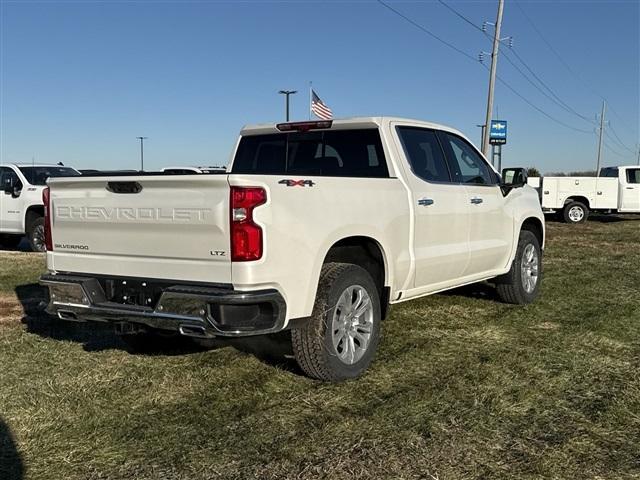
[0,215,639,480]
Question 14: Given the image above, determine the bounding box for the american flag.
[310,90,333,120]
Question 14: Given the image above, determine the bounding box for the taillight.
[43,187,53,251]
[230,186,266,261]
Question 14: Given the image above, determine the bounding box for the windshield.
[18,166,81,185]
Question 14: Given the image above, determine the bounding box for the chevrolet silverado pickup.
[0,163,81,251]
[40,117,545,381]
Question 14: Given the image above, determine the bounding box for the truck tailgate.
[47,175,231,284]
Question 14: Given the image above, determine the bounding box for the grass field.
[1,217,639,480]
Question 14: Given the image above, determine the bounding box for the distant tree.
[527,167,541,177]
[543,170,597,177]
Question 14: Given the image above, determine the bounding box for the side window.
[396,127,451,183]
[0,167,22,191]
[440,132,496,185]
[601,167,618,178]
[626,168,640,184]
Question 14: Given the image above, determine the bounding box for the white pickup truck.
[0,163,81,251]
[527,165,640,223]
[40,118,544,381]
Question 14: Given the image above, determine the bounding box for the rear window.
[19,166,80,185]
[231,129,389,177]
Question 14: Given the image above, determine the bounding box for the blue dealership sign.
[489,120,507,145]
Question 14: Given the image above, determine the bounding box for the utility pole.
[136,136,148,171]
[595,101,605,176]
[482,0,505,157]
[637,144,640,166]
[278,90,297,121]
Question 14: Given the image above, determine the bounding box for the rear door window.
[626,168,640,184]
[232,129,388,177]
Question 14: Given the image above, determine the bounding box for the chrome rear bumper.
[40,273,286,338]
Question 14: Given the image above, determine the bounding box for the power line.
[603,139,630,159]
[607,123,635,153]
[499,49,594,128]
[376,0,477,62]
[435,0,484,33]
[514,1,602,99]
[507,48,595,125]
[492,68,593,134]
[436,0,595,126]
[377,0,594,135]
[515,1,639,139]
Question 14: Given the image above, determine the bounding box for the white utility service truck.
[527,165,640,223]
[0,164,81,251]
[40,118,544,381]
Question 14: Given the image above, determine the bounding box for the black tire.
[291,262,381,382]
[562,201,589,224]
[27,216,46,252]
[0,234,23,250]
[495,230,542,304]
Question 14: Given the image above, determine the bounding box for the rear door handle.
[470,197,483,205]
[418,198,434,206]
[626,187,635,189]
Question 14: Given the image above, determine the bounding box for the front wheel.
[495,230,542,304]
[292,263,381,382]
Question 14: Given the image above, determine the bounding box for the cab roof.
[240,116,467,139]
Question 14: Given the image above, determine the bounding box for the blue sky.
[1,0,638,173]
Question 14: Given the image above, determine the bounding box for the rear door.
[393,126,470,289]
[620,167,640,211]
[438,132,513,276]
[48,174,232,284]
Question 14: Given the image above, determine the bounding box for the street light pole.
[136,136,148,171]
[278,90,297,121]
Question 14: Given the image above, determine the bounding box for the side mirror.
[501,167,528,188]
[2,178,15,195]
[2,177,22,197]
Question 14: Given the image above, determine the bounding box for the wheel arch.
[25,205,44,231]
[520,216,544,250]
[321,236,390,319]
[564,196,590,209]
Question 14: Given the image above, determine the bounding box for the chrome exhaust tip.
[57,310,81,321]
[178,324,211,338]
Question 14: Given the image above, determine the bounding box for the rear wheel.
[292,263,381,382]
[563,201,589,224]
[495,230,542,304]
[27,217,46,252]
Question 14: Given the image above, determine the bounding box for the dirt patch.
[0,293,24,324]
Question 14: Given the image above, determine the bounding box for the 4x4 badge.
[278,179,315,187]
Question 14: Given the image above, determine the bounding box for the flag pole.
[309,81,312,120]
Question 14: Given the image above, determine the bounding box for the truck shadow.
[440,281,500,302]
[0,417,24,480]
[0,236,31,252]
[14,283,299,373]
[588,214,640,223]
